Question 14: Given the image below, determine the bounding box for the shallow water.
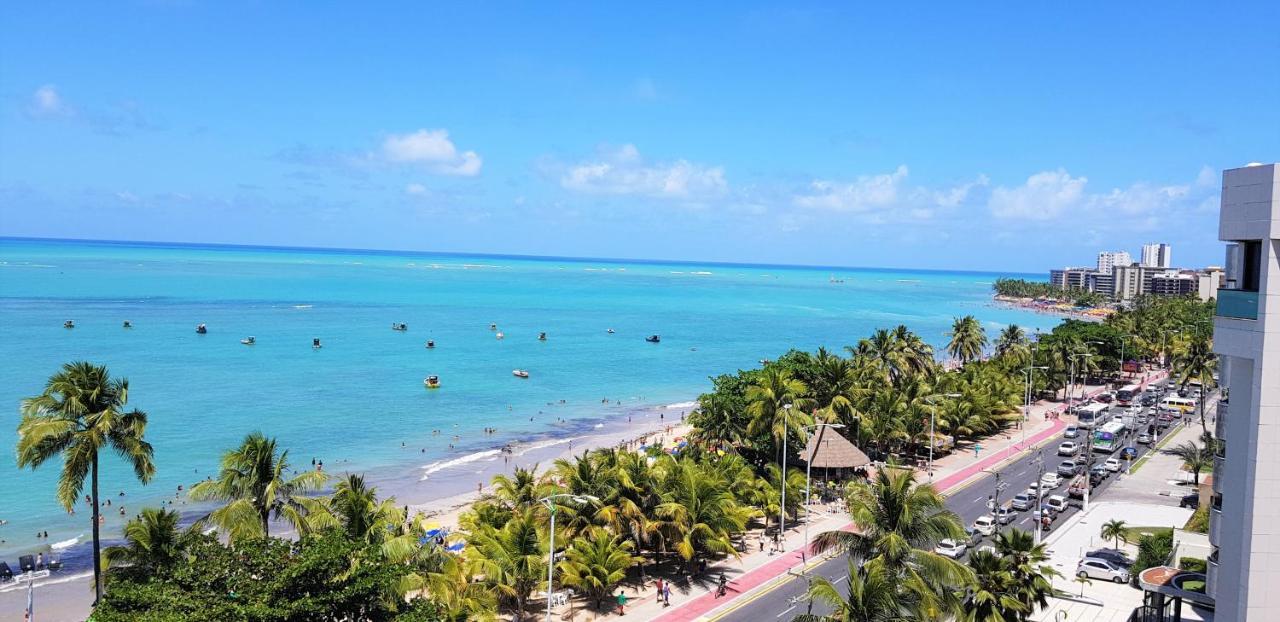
[0,237,1055,561]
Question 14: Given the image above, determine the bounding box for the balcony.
[1207,548,1219,598]
[1216,288,1259,320]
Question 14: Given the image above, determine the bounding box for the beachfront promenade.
[581,373,1167,622]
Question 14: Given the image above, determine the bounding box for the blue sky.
[1,3,1277,272]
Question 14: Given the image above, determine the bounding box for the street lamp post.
[925,393,962,477]
[779,403,792,546]
[801,422,845,565]
[1031,451,1046,544]
[540,494,597,622]
[982,469,1009,537]
[1071,352,1096,512]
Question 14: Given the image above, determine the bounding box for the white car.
[1104,457,1122,472]
[1063,426,1080,439]
[1058,441,1079,456]
[1040,473,1063,489]
[1025,482,1043,496]
[1077,557,1130,583]
[972,515,997,537]
[1137,433,1152,445]
[934,538,967,559]
[995,505,1017,524]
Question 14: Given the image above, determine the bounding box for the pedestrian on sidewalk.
[616,590,627,614]
[663,581,671,606]
[654,578,663,603]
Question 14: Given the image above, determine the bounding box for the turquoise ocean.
[0,237,1057,566]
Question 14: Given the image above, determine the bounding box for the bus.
[1076,403,1111,428]
[1161,396,1196,414]
[1116,384,1142,405]
[1093,420,1126,453]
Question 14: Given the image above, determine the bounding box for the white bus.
[1076,402,1110,428]
[1116,384,1142,405]
[1093,420,1126,453]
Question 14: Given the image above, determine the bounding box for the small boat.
[392,322,408,331]
[424,375,441,389]
[538,332,547,341]
[122,320,132,328]
[607,328,615,334]
[313,338,322,349]
[241,336,256,346]
[196,324,208,334]
[645,335,661,343]
[489,323,497,331]
[513,369,529,378]
[496,332,505,340]
[425,340,435,349]
[64,320,75,329]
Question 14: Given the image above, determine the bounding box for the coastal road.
[714,380,1198,622]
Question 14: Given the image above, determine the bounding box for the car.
[1063,425,1080,439]
[1089,471,1106,487]
[1136,415,1149,425]
[1087,548,1134,568]
[1046,494,1069,514]
[1090,464,1109,478]
[1096,392,1114,403]
[1121,446,1138,459]
[1058,441,1079,456]
[1137,433,1152,445]
[1140,395,1156,406]
[934,538,968,559]
[1104,457,1122,472]
[1058,460,1081,477]
[1025,481,1043,496]
[1077,557,1130,583]
[972,515,997,537]
[1040,473,1062,489]
[1180,492,1200,508]
[962,527,983,546]
[995,505,1017,524]
[976,544,997,556]
[1011,492,1035,511]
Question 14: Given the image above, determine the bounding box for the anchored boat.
[424,375,441,389]
[513,369,529,378]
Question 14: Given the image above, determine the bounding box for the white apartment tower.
[1209,162,1280,620]
[1141,242,1172,268]
[1097,250,1132,274]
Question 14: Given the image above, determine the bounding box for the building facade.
[1141,242,1172,268]
[1097,250,1132,274]
[1208,162,1279,621]
[1150,271,1197,296]
[1049,267,1091,291]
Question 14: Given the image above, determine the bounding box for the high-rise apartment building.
[1209,162,1279,620]
[1097,250,1132,274]
[1141,242,1172,268]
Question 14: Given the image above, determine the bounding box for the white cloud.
[1196,165,1217,188]
[381,129,482,177]
[793,165,908,212]
[559,144,727,199]
[988,168,1208,227]
[988,169,1088,220]
[28,85,73,118]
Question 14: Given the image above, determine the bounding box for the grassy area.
[1182,579,1206,593]
[1122,526,1174,542]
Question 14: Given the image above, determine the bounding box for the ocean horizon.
[0,236,1057,565]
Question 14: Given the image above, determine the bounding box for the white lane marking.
[776,605,797,618]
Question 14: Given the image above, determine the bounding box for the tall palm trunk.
[91,453,103,603]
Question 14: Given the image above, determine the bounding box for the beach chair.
[0,561,12,582]
[19,555,35,573]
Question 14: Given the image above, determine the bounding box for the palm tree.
[963,549,1024,622]
[557,526,640,609]
[688,392,747,449]
[425,554,499,621]
[746,368,814,462]
[490,465,551,512]
[811,467,970,617]
[993,528,1059,620]
[101,507,186,575]
[652,458,751,570]
[791,558,916,621]
[993,325,1028,362]
[325,474,408,546]
[1173,334,1217,437]
[947,316,988,365]
[1168,441,1215,486]
[188,432,328,541]
[1100,519,1128,550]
[17,361,156,603]
[470,509,546,620]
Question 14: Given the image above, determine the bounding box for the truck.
[1068,476,1088,499]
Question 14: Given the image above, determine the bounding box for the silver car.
[1077,557,1130,583]
[934,538,967,559]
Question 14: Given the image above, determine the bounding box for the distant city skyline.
[2,3,1277,272]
